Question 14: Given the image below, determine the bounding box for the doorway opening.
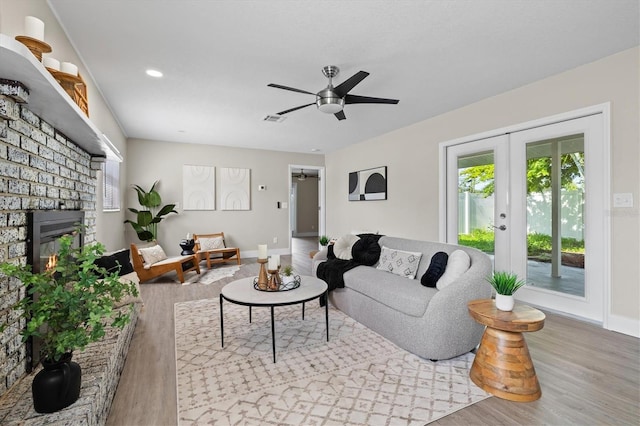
[288,165,325,257]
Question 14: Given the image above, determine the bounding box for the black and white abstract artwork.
[348,166,387,201]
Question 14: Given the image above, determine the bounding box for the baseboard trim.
[607,314,640,338]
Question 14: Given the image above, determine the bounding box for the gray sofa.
[312,236,492,360]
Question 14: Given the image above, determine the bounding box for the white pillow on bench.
[138,244,168,265]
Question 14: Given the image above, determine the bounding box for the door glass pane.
[457,151,495,258]
[525,135,585,296]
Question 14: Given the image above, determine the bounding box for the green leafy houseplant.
[0,230,138,363]
[125,180,177,242]
[318,235,330,246]
[486,271,526,296]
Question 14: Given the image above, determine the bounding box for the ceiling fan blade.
[268,83,315,96]
[344,94,399,105]
[333,71,369,97]
[276,103,315,115]
[334,110,346,121]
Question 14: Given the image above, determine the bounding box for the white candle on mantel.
[61,62,78,76]
[25,16,45,41]
[258,244,267,260]
[268,256,277,270]
[273,254,280,267]
[43,57,60,71]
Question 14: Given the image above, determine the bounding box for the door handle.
[492,224,507,231]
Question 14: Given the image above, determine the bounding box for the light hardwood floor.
[107,238,640,425]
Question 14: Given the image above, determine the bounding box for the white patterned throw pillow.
[138,244,168,265]
[198,237,225,251]
[376,246,423,279]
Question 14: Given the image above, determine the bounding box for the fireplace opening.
[26,210,84,372]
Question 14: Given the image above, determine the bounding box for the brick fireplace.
[0,80,98,394]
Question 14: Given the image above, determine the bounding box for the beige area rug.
[181,265,242,285]
[174,297,490,425]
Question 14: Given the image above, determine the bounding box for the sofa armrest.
[313,247,328,262]
[311,248,329,277]
[419,251,493,359]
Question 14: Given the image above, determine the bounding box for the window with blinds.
[103,159,120,211]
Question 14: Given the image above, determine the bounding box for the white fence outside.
[459,190,584,240]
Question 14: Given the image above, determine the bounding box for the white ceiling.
[48,0,639,154]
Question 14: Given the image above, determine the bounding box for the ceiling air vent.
[263,114,286,123]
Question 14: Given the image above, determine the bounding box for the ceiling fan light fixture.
[297,169,307,181]
[316,96,344,114]
[316,87,344,113]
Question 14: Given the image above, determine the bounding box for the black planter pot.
[32,353,81,413]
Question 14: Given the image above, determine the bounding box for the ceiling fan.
[268,65,399,121]
[293,169,317,181]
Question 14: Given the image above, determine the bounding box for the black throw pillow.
[421,251,449,287]
[352,234,383,266]
[94,249,134,278]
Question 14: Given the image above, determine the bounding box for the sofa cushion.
[333,234,360,260]
[94,249,134,278]
[437,249,471,290]
[421,251,449,287]
[343,266,436,317]
[139,244,168,265]
[376,246,423,279]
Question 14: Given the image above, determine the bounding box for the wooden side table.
[467,299,545,402]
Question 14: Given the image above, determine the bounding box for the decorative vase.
[32,352,81,413]
[495,294,515,311]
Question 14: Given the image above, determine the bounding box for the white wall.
[126,138,323,256]
[325,47,639,326]
[0,0,129,251]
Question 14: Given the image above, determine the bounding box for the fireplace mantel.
[0,33,121,161]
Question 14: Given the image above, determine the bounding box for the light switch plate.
[613,193,633,208]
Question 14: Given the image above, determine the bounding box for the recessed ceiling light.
[145,69,163,78]
[311,148,321,152]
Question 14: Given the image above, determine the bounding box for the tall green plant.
[124,181,177,241]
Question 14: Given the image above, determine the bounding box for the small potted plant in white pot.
[318,235,330,249]
[280,264,296,285]
[486,271,526,311]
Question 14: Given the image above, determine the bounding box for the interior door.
[445,113,606,322]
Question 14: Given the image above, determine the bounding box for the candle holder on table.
[267,267,281,291]
[257,258,268,290]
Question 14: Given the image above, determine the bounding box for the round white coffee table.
[220,275,328,362]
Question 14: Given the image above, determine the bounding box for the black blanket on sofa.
[316,234,383,299]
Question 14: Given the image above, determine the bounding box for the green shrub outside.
[458,229,584,255]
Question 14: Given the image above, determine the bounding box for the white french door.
[443,110,608,323]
